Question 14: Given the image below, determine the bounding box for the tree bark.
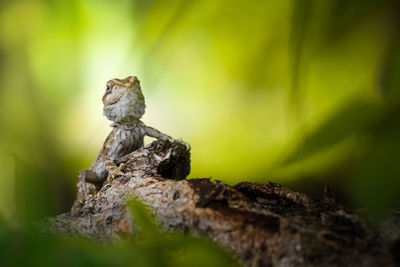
[43,140,399,267]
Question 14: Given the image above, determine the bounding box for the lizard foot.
[175,138,191,151]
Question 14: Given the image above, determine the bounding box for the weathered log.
[44,140,399,267]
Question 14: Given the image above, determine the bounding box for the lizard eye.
[106,85,111,92]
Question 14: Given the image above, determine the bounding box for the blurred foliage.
[0,200,237,267]
[0,0,400,263]
[128,199,238,267]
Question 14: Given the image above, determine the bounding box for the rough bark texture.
[44,140,400,267]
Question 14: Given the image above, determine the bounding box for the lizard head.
[102,76,146,123]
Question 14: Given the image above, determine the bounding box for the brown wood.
[43,140,400,267]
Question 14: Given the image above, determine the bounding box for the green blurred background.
[0,0,400,223]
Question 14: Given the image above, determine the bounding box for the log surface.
[44,140,399,267]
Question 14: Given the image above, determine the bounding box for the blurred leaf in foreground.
[129,198,239,267]
[0,200,238,267]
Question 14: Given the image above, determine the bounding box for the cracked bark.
[43,140,400,267]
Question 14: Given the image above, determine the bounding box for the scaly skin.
[73,76,188,209]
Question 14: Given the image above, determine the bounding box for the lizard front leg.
[144,125,173,141]
[144,125,191,150]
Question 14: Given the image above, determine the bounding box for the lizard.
[73,75,189,209]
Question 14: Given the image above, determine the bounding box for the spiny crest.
[107,76,139,90]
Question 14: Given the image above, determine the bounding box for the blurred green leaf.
[0,209,238,267]
[381,24,400,104]
[284,100,385,164]
[351,108,400,218]
[128,198,161,241]
[128,198,238,267]
[290,0,314,110]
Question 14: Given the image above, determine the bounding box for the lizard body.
[73,76,185,208]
